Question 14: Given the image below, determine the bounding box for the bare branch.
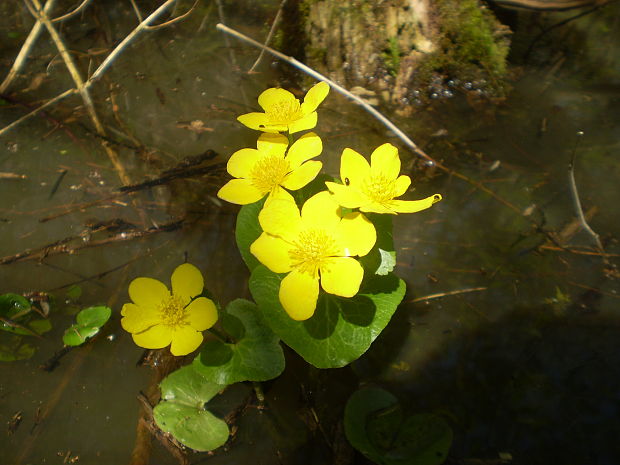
[248,0,287,73]
[145,0,199,30]
[0,0,57,93]
[51,0,93,22]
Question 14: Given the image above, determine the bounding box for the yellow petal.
[393,175,411,197]
[337,212,377,257]
[250,233,293,273]
[340,148,370,187]
[320,257,364,297]
[301,81,330,113]
[325,181,367,209]
[217,178,264,205]
[258,87,296,111]
[281,161,322,191]
[258,198,301,241]
[266,186,295,204]
[170,326,203,356]
[288,112,317,134]
[120,303,160,333]
[257,132,288,157]
[129,277,169,307]
[186,297,218,331]
[360,202,398,215]
[237,112,270,131]
[370,143,401,180]
[227,148,261,178]
[300,191,341,232]
[132,324,173,349]
[279,270,319,321]
[286,132,322,169]
[171,263,204,303]
[388,193,442,213]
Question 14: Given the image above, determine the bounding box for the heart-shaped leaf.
[193,299,285,384]
[235,198,265,272]
[153,365,229,451]
[345,387,453,465]
[249,266,405,368]
[62,306,111,346]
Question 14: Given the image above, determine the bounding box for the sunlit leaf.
[153,365,229,451]
[76,306,111,328]
[63,325,99,346]
[249,266,405,368]
[0,294,31,318]
[193,299,284,384]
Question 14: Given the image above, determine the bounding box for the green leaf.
[249,266,406,368]
[65,285,82,301]
[235,198,265,272]
[76,306,111,328]
[63,325,99,346]
[0,293,31,317]
[193,299,285,384]
[28,319,52,335]
[345,387,399,463]
[153,365,229,451]
[345,388,453,465]
[359,213,396,276]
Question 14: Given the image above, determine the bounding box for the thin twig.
[407,287,487,303]
[145,0,198,30]
[51,0,93,22]
[567,132,605,252]
[0,0,57,93]
[129,0,143,22]
[216,2,237,67]
[248,0,287,73]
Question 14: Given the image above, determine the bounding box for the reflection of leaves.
[193,299,284,384]
[153,365,229,452]
[63,306,111,346]
[345,387,453,465]
[0,334,36,362]
[249,266,405,368]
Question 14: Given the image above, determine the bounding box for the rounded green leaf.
[154,365,229,451]
[28,318,52,335]
[63,325,99,346]
[76,306,111,328]
[345,387,453,465]
[193,299,285,384]
[0,293,30,318]
[249,266,405,368]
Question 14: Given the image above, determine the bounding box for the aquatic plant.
[119,81,442,452]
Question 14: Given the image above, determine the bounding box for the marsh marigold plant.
[325,143,443,214]
[121,263,218,356]
[250,191,376,320]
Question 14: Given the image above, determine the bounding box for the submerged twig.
[248,0,287,73]
[567,132,605,253]
[408,287,488,303]
[0,220,183,265]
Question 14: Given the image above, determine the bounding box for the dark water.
[0,1,619,464]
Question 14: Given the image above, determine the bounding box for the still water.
[1,1,619,464]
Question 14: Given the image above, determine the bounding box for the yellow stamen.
[289,229,340,278]
[266,99,303,125]
[159,295,187,327]
[250,156,291,194]
[362,174,397,203]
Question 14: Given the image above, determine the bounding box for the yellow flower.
[121,263,218,356]
[250,191,376,321]
[325,143,443,214]
[217,132,323,205]
[237,82,330,134]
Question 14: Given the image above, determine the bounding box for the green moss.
[416,0,510,93]
[382,37,402,77]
